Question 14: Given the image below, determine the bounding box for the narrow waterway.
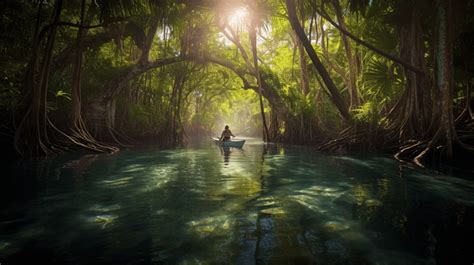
[1,139,473,264]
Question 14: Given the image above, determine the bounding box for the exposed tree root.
[394,140,429,162]
[394,88,474,166]
[317,125,365,152]
[107,126,135,147]
[315,113,473,168]
[48,118,119,154]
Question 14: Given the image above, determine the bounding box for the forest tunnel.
[1,1,474,264]
[0,0,472,165]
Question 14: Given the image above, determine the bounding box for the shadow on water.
[0,138,473,264]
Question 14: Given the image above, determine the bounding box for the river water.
[1,138,473,264]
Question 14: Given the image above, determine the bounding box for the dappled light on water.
[0,138,473,264]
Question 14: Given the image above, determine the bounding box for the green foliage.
[55,90,71,101]
[0,74,20,113]
[128,103,153,129]
[363,58,403,98]
[1,0,471,147]
[352,101,378,123]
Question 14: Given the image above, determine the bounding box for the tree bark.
[285,0,351,121]
[297,37,311,96]
[71,0,88,125]
[435,0,457,157]
[15,0,64,156]
[296,5,310,96]
[394,4,430,139]
[195,55,292,121]
[250,21,270,142]
[332,0,359,109]
[139,18,159,64]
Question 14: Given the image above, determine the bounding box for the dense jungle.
[1,0,473,165]
[1,1,474,264]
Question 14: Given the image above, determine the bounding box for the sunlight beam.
[227,7,249,30]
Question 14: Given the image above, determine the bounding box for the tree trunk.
[435,0,457,157]
[167,72,186,146]
[285,0,351,121]
[332,0,359,109]
[195,54,293,123]
[296,32,310,96]
[71,0,87,126]
[250,22,270,142]
[395,4,431,139]
[139,18,159,64]
[311,3,423,74]
[15,0,64,156]
[15,0,45,155]
[296,5,310,96]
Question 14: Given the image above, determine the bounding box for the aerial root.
[48,118,119,154]
[394,140,428,161]
[106,125,135,147]
[317,125,364,152]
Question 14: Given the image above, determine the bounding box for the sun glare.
[227,7,249,29]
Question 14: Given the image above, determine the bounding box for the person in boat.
[219,125,235,142]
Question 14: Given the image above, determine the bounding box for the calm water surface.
[1,139,473,265]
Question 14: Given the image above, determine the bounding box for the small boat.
[212,137,246,148]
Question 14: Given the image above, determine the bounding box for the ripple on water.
[1,141,473,264]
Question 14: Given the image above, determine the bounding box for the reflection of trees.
[4,145,472,264]
[63,154,98,190]
[98,146,273,263]
[333,156,410,237]
[251,143,323,264]
[344,158,473,264]
[249,153,407,264]
[253,143,268,263]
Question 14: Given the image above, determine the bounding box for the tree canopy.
[0,0,473,165]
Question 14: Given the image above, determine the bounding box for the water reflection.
[219,146,232,164]
[0,139,473,264]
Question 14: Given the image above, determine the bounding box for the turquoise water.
[1,139,473,264]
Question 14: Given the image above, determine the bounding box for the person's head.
[225,125,229,130]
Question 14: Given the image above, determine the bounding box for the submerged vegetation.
[0,0,473,165]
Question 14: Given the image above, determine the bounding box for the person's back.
[220,125,235,141]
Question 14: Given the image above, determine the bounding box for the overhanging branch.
[311,4,424,74]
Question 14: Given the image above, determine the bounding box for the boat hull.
[212,137,245,148]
